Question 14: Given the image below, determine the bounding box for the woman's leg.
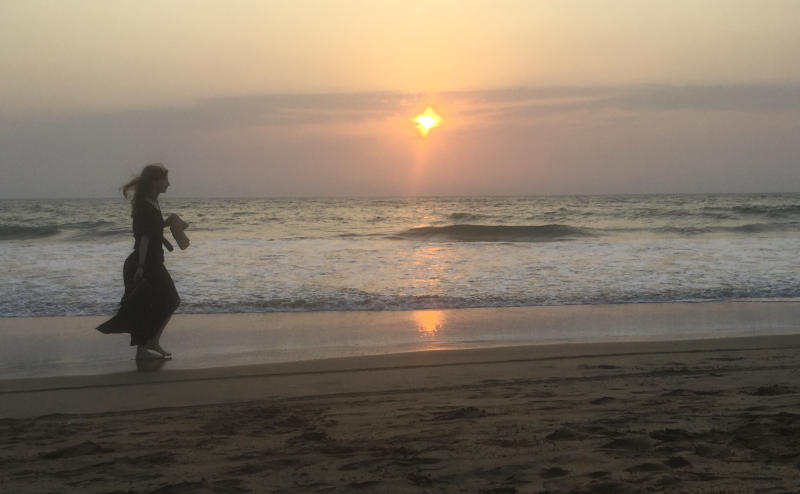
[145,266,180,357]
[146,316,172,356]
[122,254,162,359]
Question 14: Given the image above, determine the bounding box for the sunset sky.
[2,0,800,197]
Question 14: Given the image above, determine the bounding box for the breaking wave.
[0,222,128,241]
[393,224,591,242]
[0,225,61,240]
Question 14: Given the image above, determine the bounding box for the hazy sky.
[2,0,800,197]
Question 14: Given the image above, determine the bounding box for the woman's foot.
[136,345,164,360]
[145,342,172,357]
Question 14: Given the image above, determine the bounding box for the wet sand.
[3,334,800,492]
[3,301,799,379]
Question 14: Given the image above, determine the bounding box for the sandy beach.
[5,1,800,492]
[3,333,800,493]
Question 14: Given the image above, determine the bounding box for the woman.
[97,163,181,360]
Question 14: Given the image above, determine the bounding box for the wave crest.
[0,222,128,241]
[448,212,489,222]
[0,225,61,240]
[394,224,590,242]
[732,204,800,217]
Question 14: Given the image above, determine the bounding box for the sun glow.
[412,107,442,137]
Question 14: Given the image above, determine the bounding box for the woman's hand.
[134,266,145,283]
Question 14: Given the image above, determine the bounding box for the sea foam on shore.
[3,194,800,317]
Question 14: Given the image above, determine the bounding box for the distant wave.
[0,225,61,240]
[0,223,128,241]
[725,223,792,234]
[390,222,800,243]
[393,224,591,242]
[651,223,797,236]
[448,212,490,222]
[731,204,800,217]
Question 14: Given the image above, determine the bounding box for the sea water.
[1,194,800,318]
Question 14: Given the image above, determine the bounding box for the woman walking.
[97,163,181,359]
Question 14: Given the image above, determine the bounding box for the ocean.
[2,194,800,318]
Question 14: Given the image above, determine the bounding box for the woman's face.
[154,174,170,194]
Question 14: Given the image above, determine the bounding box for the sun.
[412,107,442,137]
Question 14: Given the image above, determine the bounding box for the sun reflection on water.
[413,309,445,335]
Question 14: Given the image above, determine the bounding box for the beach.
[3,316,800,492]
[5,0,800,491]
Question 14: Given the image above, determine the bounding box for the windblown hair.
[120,163,168,216]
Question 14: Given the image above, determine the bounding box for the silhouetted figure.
[97,163,182,360]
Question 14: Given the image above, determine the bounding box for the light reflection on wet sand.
[2,302,800,379]
[413,309,445,336]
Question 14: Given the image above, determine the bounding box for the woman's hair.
[120,163,168,216]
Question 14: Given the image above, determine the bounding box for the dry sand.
[2,335,800,493]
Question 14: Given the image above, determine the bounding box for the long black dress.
[97,200,180,345]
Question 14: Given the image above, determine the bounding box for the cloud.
[605,84,800,113]
[175,84,800,130]
[2,84,800,197]
[5,84,799,130]
[466,84,800,121]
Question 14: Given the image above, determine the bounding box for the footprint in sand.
[601,436,654,451]
[626,462,668,473]
[649,428,695,442]
[432,406,487,420]
[748,384,794,396]
[39,440,112,459]
[546,426,587,441]
[540,466,570,478]
[665,456,692,468]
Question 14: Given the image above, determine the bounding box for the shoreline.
[2,332,800,416]
[2,301,800,381]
